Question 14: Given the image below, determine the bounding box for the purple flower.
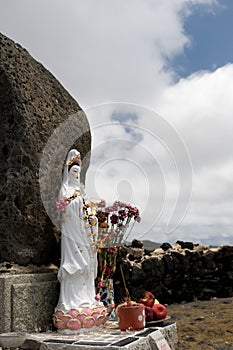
[120,201,128,207]
[98,199,106,208]
[117,223,125,229]
[105,206,114,214]
[127,206,140,217]
[118,209,127,219]
[113,201,120,210]
[110,214,119,224]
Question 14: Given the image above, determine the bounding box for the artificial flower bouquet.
[96,200,141,248]
[95,200,141,314]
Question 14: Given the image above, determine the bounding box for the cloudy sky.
[1,0,233,245]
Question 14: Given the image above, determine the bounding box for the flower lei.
[56,191,79,211]
[56,192,98,249]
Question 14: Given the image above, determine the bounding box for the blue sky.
[1,0,233,245]
[171,0,233,77]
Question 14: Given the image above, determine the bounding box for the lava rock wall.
[0,33,91,265]
[114,242,233,304]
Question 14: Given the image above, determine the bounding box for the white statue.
[53,149,106,333]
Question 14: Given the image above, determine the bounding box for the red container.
[118,303,145,331]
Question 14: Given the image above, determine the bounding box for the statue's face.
[68,164,81,183]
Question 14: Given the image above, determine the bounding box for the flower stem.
[120,264,131,301]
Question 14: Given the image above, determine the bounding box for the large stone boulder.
[0,33,91,265]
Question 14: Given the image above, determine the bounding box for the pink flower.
[56,198,68,211]
[106,267,111,275]
[107,246,118,254]
[113,246,118,253]
[95,294,101,301]
[112,246,118,254]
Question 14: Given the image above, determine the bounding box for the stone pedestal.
[0,271,178,349]
[0,272,59,333]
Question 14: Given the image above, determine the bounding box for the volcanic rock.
[160,242,172,251]
[131,239,143,248]
[0,33,91,265]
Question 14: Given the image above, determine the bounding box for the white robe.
[56,188,98,311]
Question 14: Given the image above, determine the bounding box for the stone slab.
[0,272,59,332]
[159,323,178,350]
[18,322,177,350]
[149,329,171,350]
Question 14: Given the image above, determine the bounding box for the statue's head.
[68,164,81,186]
[60,149,82,192]
[67,153,81,170]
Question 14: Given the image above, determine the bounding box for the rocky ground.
[167,297,233,349]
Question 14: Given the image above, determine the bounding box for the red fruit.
[139,291,155,308]
[152,303,167,320]
[144,306,154,322]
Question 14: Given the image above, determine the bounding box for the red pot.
[117,303,145,331]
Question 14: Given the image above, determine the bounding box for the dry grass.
[167,297,233,349]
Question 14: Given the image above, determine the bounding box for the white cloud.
[155,65,233,243]
[0,0,209,107]
[157,64,233,166]
[1,0,232,245]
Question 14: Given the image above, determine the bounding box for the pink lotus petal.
[83,316,95,329]
[54,319,66,330]
[92,312,99,320]
[82,308,92,316]
[77,313,87,325]
[95,315,104,326]
[67,319,81,331]
[54,310,64,318]
[60,315,72,324]
[68,309,79,318]
[95,315,105,326]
